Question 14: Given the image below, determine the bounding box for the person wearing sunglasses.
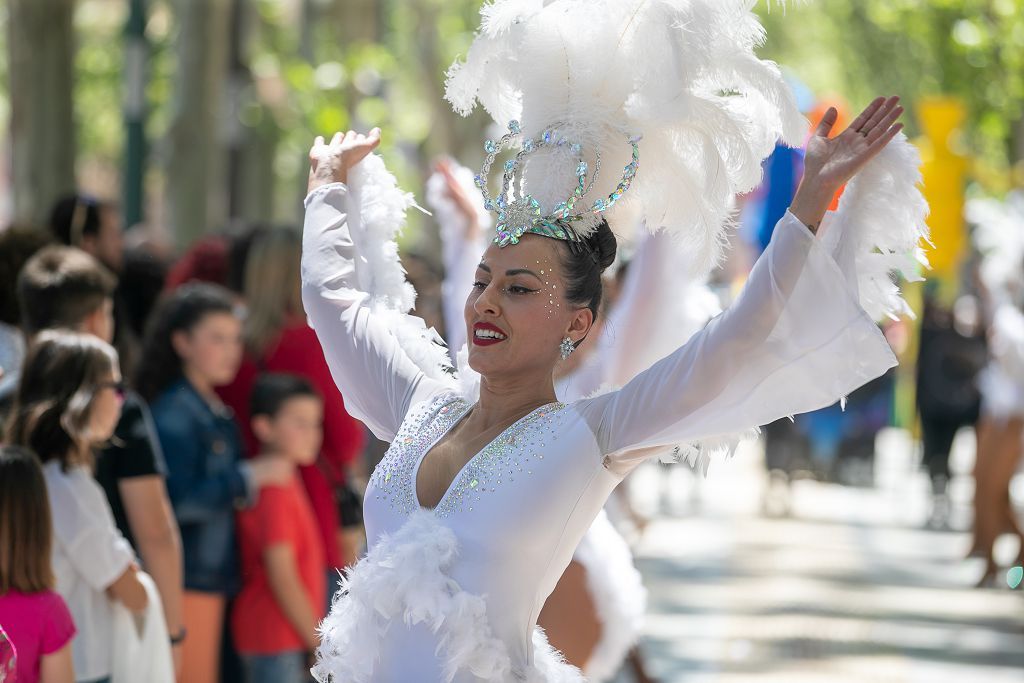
[5,330,149,683]
[16,246,185,675]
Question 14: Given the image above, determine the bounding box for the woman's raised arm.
[302,130,453,441]
[578,97,923,474]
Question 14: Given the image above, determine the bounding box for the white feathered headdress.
[445,0,807,273]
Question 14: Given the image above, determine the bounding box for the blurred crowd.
[0,195,381,683]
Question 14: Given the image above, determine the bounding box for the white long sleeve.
[601,230,722,388]
[578,211,898,474]
[555,229,720,403]
[301,180,453,442]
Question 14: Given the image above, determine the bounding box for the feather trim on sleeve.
[346,154,457,384]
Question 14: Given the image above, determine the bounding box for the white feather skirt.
[313,509,585,683]
[572,510,646,682]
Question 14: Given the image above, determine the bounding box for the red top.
[231,475,326,654]
[0,590,76,683]
[218,317,366,568]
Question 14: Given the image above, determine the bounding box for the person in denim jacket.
[136,284,291,683]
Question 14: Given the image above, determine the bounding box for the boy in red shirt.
[232,374,327,683]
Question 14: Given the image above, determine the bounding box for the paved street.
[613,428,1024,683]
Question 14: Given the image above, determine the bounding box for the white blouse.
[44,462,136,681]
[303,158,898,682]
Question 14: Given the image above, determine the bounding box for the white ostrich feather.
[446,0,806,274]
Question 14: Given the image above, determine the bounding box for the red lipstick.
[472,322,508,346]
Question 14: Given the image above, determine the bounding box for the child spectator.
[0,445,76,683]
[136,284,290,683]
[231,374,326,683]
[17,246,186,669]
[7,332,148,683]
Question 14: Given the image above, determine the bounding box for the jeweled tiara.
[475,120,641,248]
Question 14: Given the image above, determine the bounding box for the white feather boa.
[313,509,584,683]
[345,154,459,385]
[818,133,930,321]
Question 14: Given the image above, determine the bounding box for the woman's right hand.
[308,128,382,193]
[248,456,293,488]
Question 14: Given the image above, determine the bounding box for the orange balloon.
[806,98,852,210]
[808,97,851,139]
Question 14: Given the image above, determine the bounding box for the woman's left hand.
[791,96,904,231]
[806,96,904,189]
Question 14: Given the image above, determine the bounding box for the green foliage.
[75,2,125,169]
[755,0,1024,187]
[243,0,489,230]
[4,0,1019,232]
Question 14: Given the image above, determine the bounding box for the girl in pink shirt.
[0,445,76,683]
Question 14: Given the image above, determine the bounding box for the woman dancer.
[966,192,1024,585]
[429,159,691,681]
[306,2,926,680]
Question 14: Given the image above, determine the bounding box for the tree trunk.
[165,0,232,247]
[123,0,150,229]
[330,0,381,45]
[234,116,280,225]
[226,0,279,225]
[7,0,76,227]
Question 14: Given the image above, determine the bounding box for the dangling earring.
[559,336,575,360]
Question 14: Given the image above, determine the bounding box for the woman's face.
[464,235,592,381]
[88,370,124,443]
[174,312,244,388]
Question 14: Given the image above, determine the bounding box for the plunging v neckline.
[412,400,558,512]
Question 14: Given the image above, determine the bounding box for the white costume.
[429,162,711,681]
[306,3,928,681]
[969,192,1024,419]
[304,158,922,682]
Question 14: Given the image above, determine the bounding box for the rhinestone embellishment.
[369,394,566,519]
[476,121,642,249]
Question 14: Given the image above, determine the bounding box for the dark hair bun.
[586,220,617,272]
[559,218,618,324]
